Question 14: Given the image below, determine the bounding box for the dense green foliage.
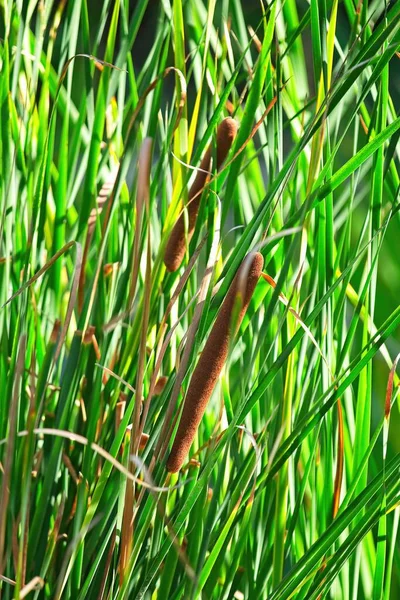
[0,0,400,598]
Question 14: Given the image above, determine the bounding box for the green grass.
[1,0,400,598]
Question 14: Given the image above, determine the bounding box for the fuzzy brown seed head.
[50,319,61,343]
[164,118,238,272]
[166,252,263,472]
[83,326,96,345]
[154,375,168,396]
[215,117,238,168]
[139,432,150,451]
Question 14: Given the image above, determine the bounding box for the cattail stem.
[166,252,264,472]
[164,117,238,272]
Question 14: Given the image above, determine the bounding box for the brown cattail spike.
[154,375,168,396]
[166,252,264,472]
[164,117,238,272]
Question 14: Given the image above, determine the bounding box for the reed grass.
[1,1,400,599]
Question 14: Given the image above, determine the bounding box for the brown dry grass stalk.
[164,117,238,272]
[0,336,26,575]
[120,137,153,583]
[166,251,264,472]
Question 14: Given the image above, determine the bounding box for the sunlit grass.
[0,0,400,598]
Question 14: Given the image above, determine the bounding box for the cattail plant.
[166,251,264,472]
[164,117,238,272]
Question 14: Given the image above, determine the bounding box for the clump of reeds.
[164,117,238,272]
[166,251,264,472]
